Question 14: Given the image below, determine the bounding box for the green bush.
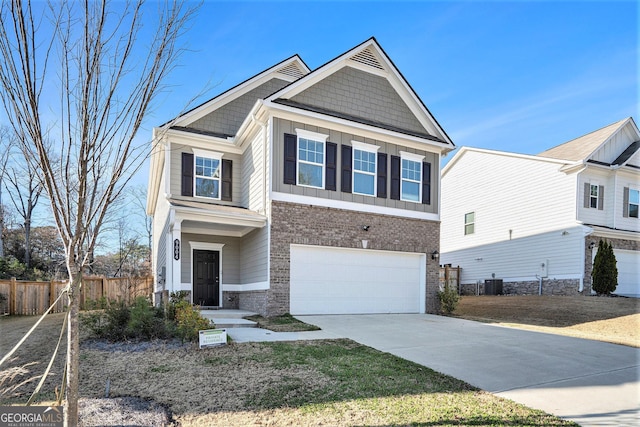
[125,297,169,340]
[437,284,460,314]
[174,301,214,342]
[592,240,618,295]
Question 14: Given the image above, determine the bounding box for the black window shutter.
[283,133,297,185]
[422,161,431,205]
[181,152,194,197]
[341,145,352,193]
[221,159,233,201]
[390,155,400,200]
[325,142,337,191]
[377,152,387,198]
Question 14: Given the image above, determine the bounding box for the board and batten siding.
[441,150,577,253]
[590,122,638,165]
[170,143,243,206]
[440,226,586,285]
[271,118,438,214]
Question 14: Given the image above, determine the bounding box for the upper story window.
[296,129,327,189]
[193,149,222,199]
[464,212,475,235]
[352,141,379,197]
[589,184,599,209]
[629,189,639,218]
[584,182,603,210]
[400,152,424,203]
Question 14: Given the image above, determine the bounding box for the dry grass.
[0,313,578,426]
[454,295,640,347]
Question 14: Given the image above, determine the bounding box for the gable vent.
[350,47,384,70]
[276,63,306,79]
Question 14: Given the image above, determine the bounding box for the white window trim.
[464,212,475,235]
[295,128,328,189]
[589,183,599,209]
[400,151,424,203]
[192,149,223,200]
[352,141,379,197]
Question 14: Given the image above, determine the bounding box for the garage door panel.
[613,250,640,297]
[290,245,426,315]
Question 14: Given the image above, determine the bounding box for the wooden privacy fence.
[439,265,461,293]
[0,276,154,316]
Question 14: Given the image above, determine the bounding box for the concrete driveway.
[297,314,640,427]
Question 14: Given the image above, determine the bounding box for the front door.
[193,250,220,307]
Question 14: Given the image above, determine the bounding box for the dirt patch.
[455,295,640,347]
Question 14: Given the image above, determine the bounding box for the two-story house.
[146,38,455,316]
[440,118,640,297]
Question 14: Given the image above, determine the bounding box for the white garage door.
[290,245,425,315]
[613,250,640,297]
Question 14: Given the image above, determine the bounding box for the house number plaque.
[173,239,180,260]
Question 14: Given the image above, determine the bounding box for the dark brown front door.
[193,250,220,307]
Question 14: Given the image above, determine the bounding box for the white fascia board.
[166,128,243,155]
[174,206,267,229]
[588,226,640,241]
[271,191,440,221]
[264,100,450,155]
[223,281,269,292]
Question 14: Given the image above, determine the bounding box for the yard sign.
[199,329,227,348]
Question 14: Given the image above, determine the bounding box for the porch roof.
[169,198,267,237]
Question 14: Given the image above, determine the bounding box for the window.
[464,212,475,235]
[400,152,424,202]
[296,129,327,188]
[352,141,379,196]
[193,149,222,199]
[630,189,639,218]
[589,184,599,209]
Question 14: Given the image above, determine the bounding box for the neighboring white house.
[147,38,455,316]
[440,118,640,296]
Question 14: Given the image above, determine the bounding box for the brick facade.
[265,200,441,316]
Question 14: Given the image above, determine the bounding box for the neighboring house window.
[296,129,328,189]
[464,212,475,235]
[628,188,639,218]
[400,152,424,202]
[352,141,379,196]
[589,184,599,209]
[583,182,604,210]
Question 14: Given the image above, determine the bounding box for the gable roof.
[536,118,634,162]
[265,37,454,148]
[163,55,310,130]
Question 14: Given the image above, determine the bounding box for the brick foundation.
[266,200,441,316]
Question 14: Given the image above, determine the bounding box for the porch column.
[171,219,183,293]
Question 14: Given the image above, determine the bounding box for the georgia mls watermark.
[0,406,63,427]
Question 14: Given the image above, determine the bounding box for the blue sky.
[147,0,637,166]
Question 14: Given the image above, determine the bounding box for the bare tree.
[5,138,45,268]
[0,125,15,258]
[0,1,197,424]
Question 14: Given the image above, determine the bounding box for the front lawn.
[78,339,577,426]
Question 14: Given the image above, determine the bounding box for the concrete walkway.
[290,314,640,427]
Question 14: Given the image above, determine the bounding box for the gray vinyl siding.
[181,234,241,285]
[272,118,439,214]
[290,66,428,136]
[241,127,266,211]
[191,78,289,136]
[155,214,170,288]
[240,226,269,283]
[170,144,243,206]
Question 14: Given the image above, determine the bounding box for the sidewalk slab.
[226,327,342,343]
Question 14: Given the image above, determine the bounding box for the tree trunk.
[64,269,81,427]
[24,217,31,268]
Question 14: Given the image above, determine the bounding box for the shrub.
[125,297,169,340]
[174,301,214,342]
[592,240,618,295]
[437,284,460,314]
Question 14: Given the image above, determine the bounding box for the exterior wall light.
[431,250,439,260]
